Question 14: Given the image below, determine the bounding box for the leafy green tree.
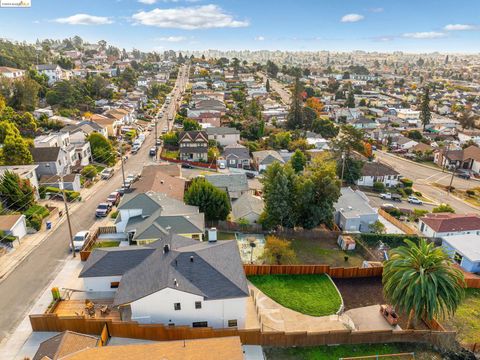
[260,162,297,229]
[290,149,307,173]
[432,203,455,213]
[81,165,98,180]
[286,77,304,130]
[345,90,355,108]
[266,60,279,77]
[337,157,364,185]
[369,220,386,234]
[419,87,432,130]
[118,66,137,90]
[184,177,230,221]
[10,112,37,138]
[331,125,365,158]
[265,79,270,92]
[383,239,464,329]
[407,130,423,141]
[0,170,35,211]
[0,135,33,165]
[9,77,41,111]
[87,133,115,166]
[311,118,339,139]
[183,119,201,131]
[0,120,20,143]
[161,131,179,147]
[296,159,341,229]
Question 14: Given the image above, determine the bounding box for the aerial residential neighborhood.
[0,1,480,360]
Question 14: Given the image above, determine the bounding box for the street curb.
[377,151,480,183]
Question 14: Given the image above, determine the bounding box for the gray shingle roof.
[252,150,285,165]
[361,162,399,177]
[205,174,248,193]
[30,147,61,162]
[206,127,240,136]
[113,239,248,305]
[223,144,249,160]
[232,193,264,220]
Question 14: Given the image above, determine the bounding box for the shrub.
[373,181,385,193]
[65,191,81,202]
[414,191,422,197]
[27,214,43,231]
[110,210,119,219]
[404,187,413,196]
[433,203,455,213]
[24,205,50,220]
[360,233,421,249]
[400,178,413,187]
[81,165,98,180]
[466,189,475,197]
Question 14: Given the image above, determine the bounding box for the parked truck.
[380,193,402,202]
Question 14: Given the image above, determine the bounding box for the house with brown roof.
[90,114,119,137]
[178,131,208,162]
[0,214,27,241]
[356,161,400,187]
[134,164,186,200]
[0,66,25,79]
[434,145,480,174]
[419,213,480,238]
[33,330,99,360]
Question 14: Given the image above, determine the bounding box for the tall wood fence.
[29,314,455,350]
[243,264,383,278]
[378,209,417,235]
[80,226,118,261]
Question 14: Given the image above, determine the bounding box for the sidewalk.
[0,256,83,359]
[0,173,113,283]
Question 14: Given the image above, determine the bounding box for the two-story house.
[35,64,64,84]
[206,127,240,147]
[30,147,70,177]
[222,144,250,169]
[178,131,209,162]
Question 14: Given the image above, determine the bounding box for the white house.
[79,235,249,329]
[419,213,480,238]
[334,188,378,232]
[0,66,25,79]
[206,127,240,147]
[0,214,28,240]
[395,136,418,150]
[356,162,401,187]
[35,64,64,84]
[442,234,480,273]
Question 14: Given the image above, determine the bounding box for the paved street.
[0,65,189,343]
[258,72,291,105]
[375,150,479,214]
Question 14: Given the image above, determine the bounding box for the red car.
[106,191,121,206]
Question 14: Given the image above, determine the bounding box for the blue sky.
[0,0,479,53]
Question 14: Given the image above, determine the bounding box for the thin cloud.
[255,36,265,41]
[444,24,477,31]
[369,7,384,13]
[138,0,157,4]
[157,36,187,42]
[55,14,113,25]
[340,14,364,23]
[132,4,249,29]
[403,31,446,39]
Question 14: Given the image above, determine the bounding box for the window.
[110,282,119,289]
[174,303,181,311]
[192,321,208,328]
[195,301,202,309]
[228,319,238,327]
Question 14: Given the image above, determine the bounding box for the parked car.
[457,170,471,180]
[380,193,402,202]
[407,196,423,205]
[131,146,140,154]
[70,230,90,252]
[95,202,112,217]
[156,139,162,146]
[245,172,255,179]
[149,147,157,156]
[181,163,193,169]
[126,173,140,183]
[100,168,114,180]
[107,191,121,206]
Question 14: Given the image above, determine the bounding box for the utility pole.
[340,152,346,184]
[448,165,456,193]
[119,139,126,186]
[442,141,450,173]
[60,174,75,258]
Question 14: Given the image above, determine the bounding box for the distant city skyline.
[0,0,479,53]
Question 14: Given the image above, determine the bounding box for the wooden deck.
[54,299,121,321]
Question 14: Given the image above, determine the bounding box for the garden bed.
[92,240,121,249]
[248,274,342,316]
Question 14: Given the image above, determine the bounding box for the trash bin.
[46,221,52,230]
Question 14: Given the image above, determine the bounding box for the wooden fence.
[98,324,110,346]
[243,264,383,278]
[80,226,118,261]
[378,209,417,235]
[29,314,456,350]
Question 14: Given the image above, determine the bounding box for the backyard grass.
[290,237,365,267]
[205,231,236,241]
[444,288,480,344]
[248,274,342,316]
[93,241,120,249]
[264,343,441,360]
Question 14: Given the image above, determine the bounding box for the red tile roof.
[420,213,480,233]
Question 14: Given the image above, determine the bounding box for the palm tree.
[383,239,464,329]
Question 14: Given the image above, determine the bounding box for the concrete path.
[345,305,401,331]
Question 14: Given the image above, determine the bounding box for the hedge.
[38,186,80,202]
[400,178,413,187]
[360,233,422,249]
[24,205,50,220]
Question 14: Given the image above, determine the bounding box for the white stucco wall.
[10,215,27,240]
[130,287,246,329]
[83,275,122,292]
[116,209,143,232]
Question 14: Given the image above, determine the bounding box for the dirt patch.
[334,277,429,330]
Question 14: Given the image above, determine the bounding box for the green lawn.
[248,274,342,316]
[290,237,365,267]
[93,241,120,249]
[444,288,480,344]
[264,343,441,360]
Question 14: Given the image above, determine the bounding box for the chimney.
[163,244,170,253]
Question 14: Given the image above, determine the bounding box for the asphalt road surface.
[0,65,189,342]
[258,72,291,105]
